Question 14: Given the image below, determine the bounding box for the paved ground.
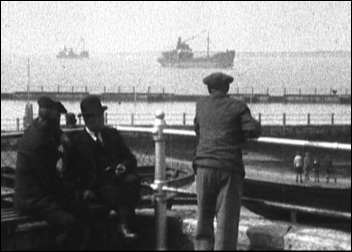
[171,205,351,250]
[164,157,351,250]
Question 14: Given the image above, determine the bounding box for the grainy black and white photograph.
[1,1,351,251]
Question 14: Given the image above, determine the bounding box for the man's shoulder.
[102,126,119,135]
[196,96,209,105]
[71,129,89,143]
[227,96,248,108]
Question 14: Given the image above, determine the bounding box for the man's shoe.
[118,225,138,240]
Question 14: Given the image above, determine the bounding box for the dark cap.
[78,95,107,117]
[65,113,77,125]
[37,96,67,114]
[203,72,234,89]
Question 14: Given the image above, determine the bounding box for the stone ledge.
[180,213,351,250]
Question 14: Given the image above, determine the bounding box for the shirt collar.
[85,127,98,141]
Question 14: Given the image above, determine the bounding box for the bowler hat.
[37,96,67,114]
[78,95,107,117]
[203,72,234,89]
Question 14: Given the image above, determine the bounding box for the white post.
[152,110,167,250]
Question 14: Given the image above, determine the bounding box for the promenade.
[164,159,351,250]
[1,118,350,250]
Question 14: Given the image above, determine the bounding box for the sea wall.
[1,91,351,104]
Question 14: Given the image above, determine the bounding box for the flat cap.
[37,96,67,114]
[203,72,234,88]
[65,113,77,124]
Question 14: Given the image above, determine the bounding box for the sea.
[1,51,351,130]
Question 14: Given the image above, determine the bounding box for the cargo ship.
[157,31,235,68]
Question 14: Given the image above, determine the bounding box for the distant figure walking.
[313,158,320,182]
[304,151,312,181]
[326,155,337,183]
[293,151,303,183]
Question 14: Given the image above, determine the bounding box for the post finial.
[155,109,165,120]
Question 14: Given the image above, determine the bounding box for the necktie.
[95,132,103,147]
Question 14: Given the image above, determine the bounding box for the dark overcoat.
[63,126,138,195]
[14,118,75,214]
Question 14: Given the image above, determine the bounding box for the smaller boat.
[157,30,235,69]
[56,37,89,59]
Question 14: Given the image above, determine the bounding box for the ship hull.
[158,50,235,69]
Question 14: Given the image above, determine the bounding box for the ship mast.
[207,32,209,59]
[7,1,13,64]
[27,58,30,102]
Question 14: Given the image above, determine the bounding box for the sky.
[1,1,351,56]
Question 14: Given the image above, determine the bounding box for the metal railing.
[1,111,351,250]
[1,111,351,132]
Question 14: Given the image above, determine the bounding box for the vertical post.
[131,113,134,125]
[251,87,254,104]
[72,86,74,93]
[41,86,44,92]
[258,113,261,125]
[307,113,310,125]
[283,113,286,126]
[104,112,108,125]
[283,87,286,96]
[104,86,106,93]
[78,116,81,125]
[331,113,334,125]
[183,112,186,125]
[24,58,33,130]
[16,118,20,131]
[153,110,167,251]
[27,58,30,102]
[133,86,137,109]
[23,103,33,130]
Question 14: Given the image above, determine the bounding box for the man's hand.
[83,190,97,201]
[115,163,127,176]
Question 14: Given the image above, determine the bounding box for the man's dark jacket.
[193,92,261,176]
[14,118,75,214]
[63,126,137,194]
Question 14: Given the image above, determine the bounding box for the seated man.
[14,96,91,251]
[63,95,141,240]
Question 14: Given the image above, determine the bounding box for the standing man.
[63,95,141,240]
[293,151,304,183]
[14,96,91,251]
[326,155,336,183]
[193,72,261,250]
[313,158,320,182]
